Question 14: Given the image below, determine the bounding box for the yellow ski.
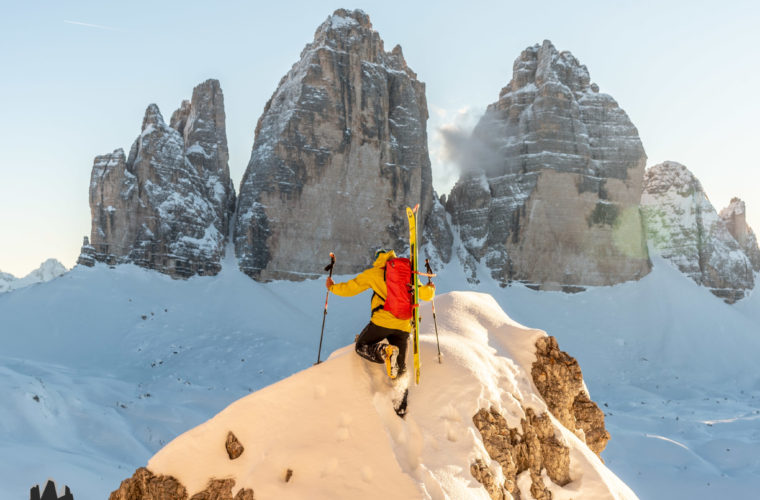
[406,204,421,385]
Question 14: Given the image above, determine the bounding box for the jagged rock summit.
[109,292,635,500]
[641,161,757,302]
[446,40,651,289]
[234,9,436,280]
[720,197,760,271]
[80,79,235,278]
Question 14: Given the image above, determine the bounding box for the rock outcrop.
[225,431,244,460]
[109,467,254,500]
[234,9,435,280]
[473,407,571,500]
[532,336,609,456]
[470,334,611,499]
[82,79,235,278]
[446,40,650,289]
[641,161,755,302]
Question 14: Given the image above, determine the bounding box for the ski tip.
[413,203,419,213]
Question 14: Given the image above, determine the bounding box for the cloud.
[63,20,126,32]
[429,106,503,195]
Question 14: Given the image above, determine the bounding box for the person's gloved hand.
[326,277,334,290]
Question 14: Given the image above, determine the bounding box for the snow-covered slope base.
[1,255,759,498]
[143,291,633,499]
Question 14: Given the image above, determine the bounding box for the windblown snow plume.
[111,292,635,500]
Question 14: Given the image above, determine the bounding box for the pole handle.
[325,252,335,274]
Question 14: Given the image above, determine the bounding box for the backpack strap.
[371,265,387,314]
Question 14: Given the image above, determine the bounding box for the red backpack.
[378,257,414,320]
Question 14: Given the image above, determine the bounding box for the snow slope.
[0,253,759,498]
[148,291,634,499]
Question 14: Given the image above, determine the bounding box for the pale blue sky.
[1,0,758,276]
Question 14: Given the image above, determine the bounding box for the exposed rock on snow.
[109,468,254,500]
[108,291,635,499]
[0,258,67,293]
[446,40,650,289]
[532,335,610,456]
[109,468,187,500]
[470,458,508,500]
[641,161,755,302]
[226,432,244,460]
[82,79,235,278]
[234,9,438,280]
[473,406,571,499]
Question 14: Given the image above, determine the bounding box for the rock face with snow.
[82,79,235,278]
[446,40,650,289]
[0,259,67,293]
[720,197,760,272]
[108,292,635,500]
[234,9,435,280]
[641,161,756,302]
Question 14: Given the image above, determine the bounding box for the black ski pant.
[355,322,409,374]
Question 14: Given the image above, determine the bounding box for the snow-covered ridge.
[0,258,66,293]
[110,292,631,500]
[3,258,760,498]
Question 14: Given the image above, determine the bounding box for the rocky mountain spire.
[719,197,760,271]
[82,79,235,277]
[234,9,437,280]
[641,161,755,302]
[446,40,651,288]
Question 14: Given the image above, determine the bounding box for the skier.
[326,249,435,379]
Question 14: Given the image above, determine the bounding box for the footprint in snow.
[314,385,327,399]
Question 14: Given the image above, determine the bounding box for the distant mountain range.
[0,259,66,293]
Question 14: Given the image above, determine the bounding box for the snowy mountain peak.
[447,39,649,288]
[721,197,746,217]
[110,292,632,500]
[0,258,67,293]
[642,160,705,197]
[81,79,235,278]
[234,8,434,280]
[325,8,370,30]
[141,103,165,132]
[642,161,755,302]
[312,8,375,51]
[501,39,592,99]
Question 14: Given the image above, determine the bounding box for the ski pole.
[316,252,335,365]
[425,259,442,363]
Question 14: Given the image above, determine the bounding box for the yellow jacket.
[329,250,435,333]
